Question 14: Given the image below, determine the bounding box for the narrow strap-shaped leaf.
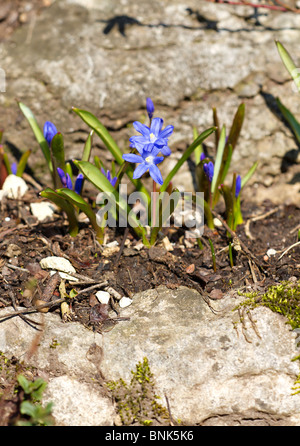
[227,103,245,151]
[40,188,78,237]
[150,188,180,245]
[82,130,94,162]
[16,149,31,177]
[276,41,300,93]
[160,127,216,193]
[241,161,258,189]
[2,152,12,175]
[276,97,300,145]
[74,160,149,245]
[72,107,150,200]
[50,132,65,188]
[55,188,103,241]
[193,127,203,165]
[51,132,65,170]
[72,108,124,164]
[18,102,52,174]
[211,124,226,195]
[212,107,220,148]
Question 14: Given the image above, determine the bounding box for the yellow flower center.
[149,132,156,143]
[145,155,154,163]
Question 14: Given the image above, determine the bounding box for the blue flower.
[235,175,242,198]
[146,97,155,120]
[57,167,83,194]
[101,167,117,187]
[203,161,214,183]
[123,144,164,185]
[11,162,17,175]
[129,117,173,157]
[43,121,58,147]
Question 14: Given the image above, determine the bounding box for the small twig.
[75,281,109,297]
[244,207,279,240]
[278,241,300,260]
[0,298,66,323]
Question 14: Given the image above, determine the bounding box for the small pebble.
[2,174,28,199]
[95,290,110,304]
[30,202,55,222]
[119,297,132,308]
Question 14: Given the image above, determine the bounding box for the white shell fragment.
[30,202,56,222]
[2,175,28,199]
[266,248,277,257]
[40,256,78,281]
[119,297,133,308]
[95,290,110,304]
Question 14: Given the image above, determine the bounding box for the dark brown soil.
[1,184,300,333]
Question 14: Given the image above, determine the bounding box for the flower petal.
[150,117,163,136]
[149,164,163,185]
[153,156,164,165]
[43,121,58,146]
[122,153,144,163]
[132,162,150,179]
[133,121,150,137]
[66,173,73,190]
[146,97,155,119]
[159,125,174,139]
[57,167,66,186]
[160,145,171,156]
[74,174,84,195]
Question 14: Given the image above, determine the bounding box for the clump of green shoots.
[194,103,258,232]
[14,375,54,426]
[106,357,171,426]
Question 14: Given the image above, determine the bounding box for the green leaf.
[55,188,103,242]
[72,108,123,164]
[276,41,300,93]
[50,132,66,188]
[193,127,203,165]
[20,401,38,418]
[211,124,226,195]
[74,160,149,245]
[160,126,216,193]
[276,97,300,145]
[51,132,65,170]
[82,130,94,162]
[17,375,31,394]
[150,187,180,245]
[17,102,52,174]
[2,152,12,175]
[72,107,150,200]
[40,188,79,237]
[241,161,258,189]
[16,149,31,177]
[219,184,234,231]
[227,103,245,151]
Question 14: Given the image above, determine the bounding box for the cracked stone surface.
[0,286,300,425]
[0,0,300,202]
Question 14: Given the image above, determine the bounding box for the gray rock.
[100,286,300,425]
[1,285,300,425]
[1,0,300,202]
